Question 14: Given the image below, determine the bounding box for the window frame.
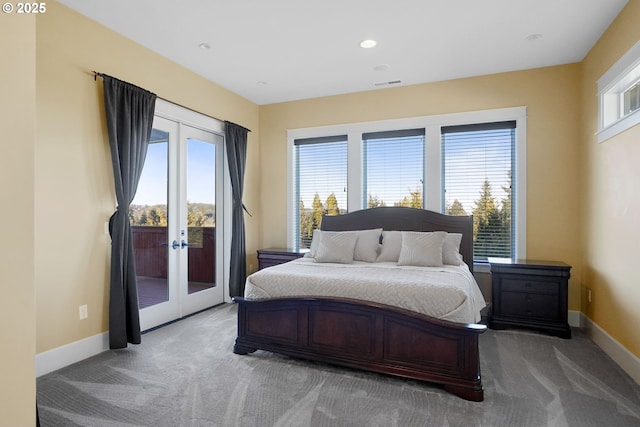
[597,39,640,143]
[287,106,527,270]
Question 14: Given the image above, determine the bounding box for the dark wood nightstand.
[257,248,308,270]
[489,258,571,338]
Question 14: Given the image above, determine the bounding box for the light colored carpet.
[37,303,640,426]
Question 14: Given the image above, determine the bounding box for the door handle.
[181,239,192,249]
[171,240,180,250]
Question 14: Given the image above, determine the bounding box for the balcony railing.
[132,226,216,283]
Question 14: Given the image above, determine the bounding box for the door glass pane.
[186,138,216,294]
[131,129,169,308]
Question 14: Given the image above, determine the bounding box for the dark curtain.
[103,75,157,349]
[225,121,250,297]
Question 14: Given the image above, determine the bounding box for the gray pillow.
[442,232,464,265]
[352,228,382,262]
[397,231,447,267]
[315,231,358,264]
[308,229,382,262]
[376,230,403,262]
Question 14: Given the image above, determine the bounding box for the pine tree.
[368,194,386,208]
[325,193,340,215]
[311,193,324,231]
[299,199,313,248]
[472,179,503,260]
[446,199,467,216]
[395,187,423,208]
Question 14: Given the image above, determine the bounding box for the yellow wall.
[260,64,583,309]
[0,13,37,426]
[35,3,260,353]
[580,1,640,356]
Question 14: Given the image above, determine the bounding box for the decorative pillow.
[352,228,382,262]
[397,231,447,267]
[315,231,358,264]
[307,229,382,262]
[376,230,403,262]
[442,232,464,265]
[305,229,322,257]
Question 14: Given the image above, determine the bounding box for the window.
[288,107,526,266]
[598,39,640,143]
[362,129,425,208]
[442,121,516,262]
[623,80,640,116]
[293,135,348,249]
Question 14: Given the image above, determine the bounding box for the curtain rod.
[91,71,250,132]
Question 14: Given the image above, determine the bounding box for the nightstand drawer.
[500,292,560,321]
[501,278,559,295]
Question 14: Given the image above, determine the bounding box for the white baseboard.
[568,310,581,328]
[578,313,640,385]
[36,332,109,377]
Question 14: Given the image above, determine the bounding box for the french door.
[131,103,226,331]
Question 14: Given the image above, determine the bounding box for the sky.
[133,137,216,207]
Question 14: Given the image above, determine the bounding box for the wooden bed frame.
[233,207,487,401]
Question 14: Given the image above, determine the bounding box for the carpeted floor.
[37,303,640,427]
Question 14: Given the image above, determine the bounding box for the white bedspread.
[244,258,486,324]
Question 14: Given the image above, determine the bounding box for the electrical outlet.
[249,263,255,273]
[79,304,88,320]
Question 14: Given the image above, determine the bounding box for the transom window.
[598,39,640,143]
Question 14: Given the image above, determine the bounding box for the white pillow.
[376,230,403,262]
[442,232,464,266]
[307,229,382,262]
[352,228,382,262]
[305,229,322,257]
[315,231,358,264]
[397,231,447,267]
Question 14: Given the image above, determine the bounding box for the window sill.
[473,262,491,274]
[598,109,640,143]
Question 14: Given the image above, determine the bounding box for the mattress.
[244,258,486,324]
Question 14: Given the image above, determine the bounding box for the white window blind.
[362,129,425,209]
[294,135,348,249]
[441,121,516,262]
[624,80,640,116]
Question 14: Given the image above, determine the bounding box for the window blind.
[441,121,516,262]
[624,80,640,116]
[362,128,425,209]
[294,135,348,249]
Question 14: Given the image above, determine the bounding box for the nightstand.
[257,248,308,270]
[489,258,571,339]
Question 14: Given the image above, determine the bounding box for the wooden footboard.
[233,297,486,401]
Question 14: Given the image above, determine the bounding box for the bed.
[233,207,487,401]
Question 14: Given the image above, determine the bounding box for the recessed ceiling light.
[198,42,211,50]
[257,81,268,86]
[374,64,390,72]
[525,33,543,42]
[360,39,377,49]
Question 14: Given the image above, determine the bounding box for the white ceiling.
[58,0,628,105]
